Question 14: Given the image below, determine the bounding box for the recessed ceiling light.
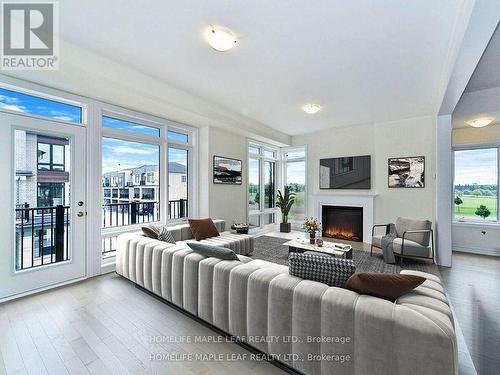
[467,118,494,128]
[206,26,238,52]
[302,103,322,114]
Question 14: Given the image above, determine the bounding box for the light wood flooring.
[0,273,284,375]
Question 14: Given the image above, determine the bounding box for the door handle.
[77,211,85,217]
[77,201,84,206]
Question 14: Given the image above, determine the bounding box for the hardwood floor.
[0,250,497,375]
[0,273,285,375]
[439,251,500,375]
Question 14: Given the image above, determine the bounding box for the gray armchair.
[371,217,435,265]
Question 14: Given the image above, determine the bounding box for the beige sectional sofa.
[164,219,253,255]
[116,220,457,375]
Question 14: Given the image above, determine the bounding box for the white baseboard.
[453,245,500,257]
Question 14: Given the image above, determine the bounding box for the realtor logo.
[1,1,59,70]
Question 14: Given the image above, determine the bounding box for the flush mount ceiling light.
[302,103,322,114]
[467,118,494,128]
[206,26,238,52]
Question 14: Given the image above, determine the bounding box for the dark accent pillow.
[345,272,425,302]
[142,225,159,239]
[187,242,239,261]
[289,253,356,287]
[158,227,176,244]
[188,218,220,241]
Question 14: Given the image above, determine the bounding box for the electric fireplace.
[322,205,363,242]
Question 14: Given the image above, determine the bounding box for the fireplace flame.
[323,226,360,241]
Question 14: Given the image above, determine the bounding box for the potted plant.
[303,217,321,244]
[276,186,296,232]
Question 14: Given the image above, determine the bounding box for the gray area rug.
[251,236,438,275]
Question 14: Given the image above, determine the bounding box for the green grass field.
[454,195,497,219]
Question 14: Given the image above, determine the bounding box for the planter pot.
[280,222,291,233]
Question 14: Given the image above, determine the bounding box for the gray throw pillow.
[289,252,355,287]
[142,225,159,239]
[187,242,239,261]
[158,227,176,244]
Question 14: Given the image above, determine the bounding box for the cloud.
[112,146,156,155]
[0,102,26,112]
[0,94,20,104]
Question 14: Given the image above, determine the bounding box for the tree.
[475,205,491,220]
[472,189,482,197]
[454,196,463,212]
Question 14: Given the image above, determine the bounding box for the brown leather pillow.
[142,225,159,239]
[188,218,220,241]
[345,272,425,302]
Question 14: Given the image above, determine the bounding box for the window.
[248,141,279,230]
[102,137,160,228]
[168,147,188,219]
[454,148,498,222]
[168,130,189,143]
[0,87,82,123]
[284,147,307,226]
[102,116,160,137]
[37,137,67,171]
[37,183,64,207]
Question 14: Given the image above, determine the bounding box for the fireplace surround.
[312,192,375,245]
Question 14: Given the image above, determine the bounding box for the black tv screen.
[319,155,371,189]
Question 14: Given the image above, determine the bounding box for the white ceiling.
[465,24,500,93]
[61,0,467,135]
[453,24,500,128]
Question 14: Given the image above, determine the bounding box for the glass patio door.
[0,112,86,300]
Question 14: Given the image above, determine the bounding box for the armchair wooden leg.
[370,244,373,256]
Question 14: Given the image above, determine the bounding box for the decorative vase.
[309,231,316,244]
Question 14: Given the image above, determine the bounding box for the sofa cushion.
[392,238,430,258]
[345,272,425,302]
[188,218,220,241]
[142,225,159,239]
[187,242,239,261]
[395,217,431,246]
[289,252,355,287]
[158,227,176,244]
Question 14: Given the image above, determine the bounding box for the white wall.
[198,126,248,225]
[451,124,500,256]
[292,116,436,225]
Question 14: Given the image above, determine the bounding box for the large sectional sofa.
[116,220,458,375]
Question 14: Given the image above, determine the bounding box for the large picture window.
[248,142,279,230]
[454,148,498,222]
[283,147,307,227]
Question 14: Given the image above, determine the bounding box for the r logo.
[3,3,54,55]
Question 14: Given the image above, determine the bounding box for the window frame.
[282,146,308,226]
[452,145,499,224]
[0,83,87,126]
[37,141,66,171]
[247,140,280,231]
[100,105,197,240]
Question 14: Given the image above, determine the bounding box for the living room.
[0,1,499,375]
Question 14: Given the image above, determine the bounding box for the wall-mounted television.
[319,155,371,189]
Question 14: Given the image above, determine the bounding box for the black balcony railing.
[15,204,70,270]
[101,199,188,229]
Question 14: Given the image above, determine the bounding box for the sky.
[0,88,81,122]
[454,148,498,186]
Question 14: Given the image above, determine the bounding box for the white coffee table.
[284,239,353,259]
